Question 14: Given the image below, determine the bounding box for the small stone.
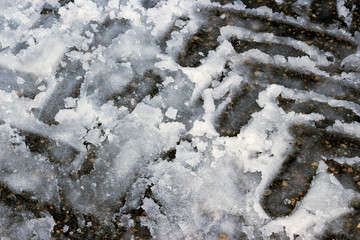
[282,180,288,187]
[311,162,319,167]
[219,234,229,240]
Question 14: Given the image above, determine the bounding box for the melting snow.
[0,0,359,239]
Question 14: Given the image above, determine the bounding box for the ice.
[328,120,360,138]
[58,0,103,29]
[342,51,360,72]
[0,203,55,240]
[262,161,358,239]
[0,124,60,205]
[17,215,56,240]
[337,0,353,27]
[182,40,234,102]
[12,37,67,75]
[0,0,359,239]
[165,106,177,119]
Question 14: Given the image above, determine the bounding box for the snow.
[0,0,359,239]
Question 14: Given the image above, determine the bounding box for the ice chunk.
[165,106,177,119]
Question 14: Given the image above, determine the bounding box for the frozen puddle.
[0,0,360,239]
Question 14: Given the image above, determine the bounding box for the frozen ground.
[0,0,360,239]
